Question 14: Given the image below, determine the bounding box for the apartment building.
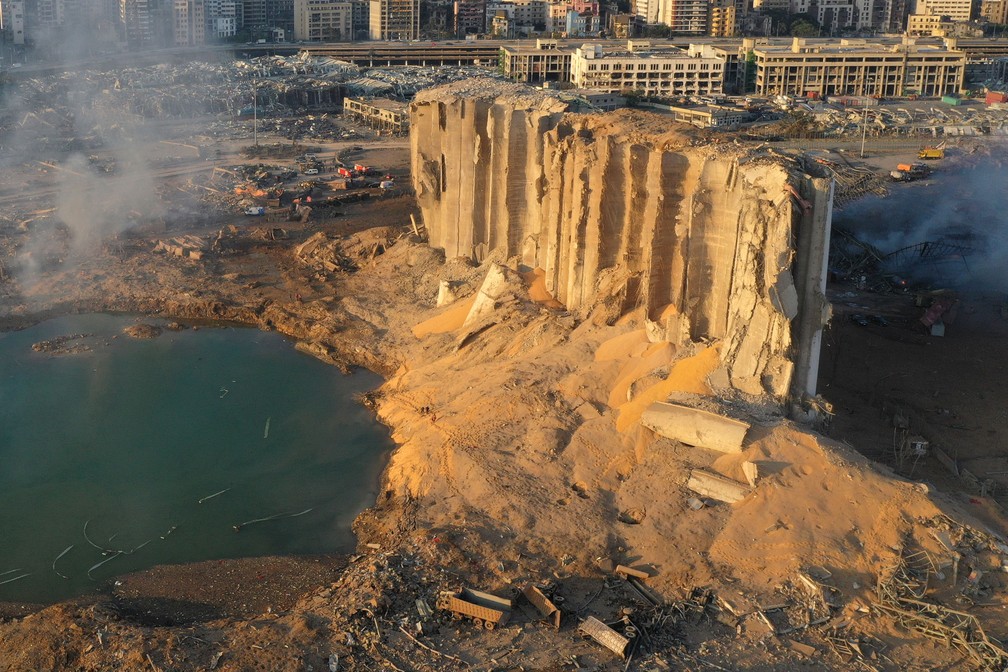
[368,0,417,39]
[708,0,736,37]
[294,0,351,39]
[753,37,966,97]
[658,0,707,33]
[174,0,205,43]
[980,0,1008,23]
[570,42,725,97]
[453,0,484,35]
[1,0,26,44]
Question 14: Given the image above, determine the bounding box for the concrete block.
[640,402,750,454]
[686,469,750,504]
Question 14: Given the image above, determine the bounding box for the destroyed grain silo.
[410,79,833,405]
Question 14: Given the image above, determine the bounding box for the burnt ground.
[820,283,1008,534]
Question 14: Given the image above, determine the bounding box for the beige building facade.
[294,0,352,40]
[570,42,725,97]
[368,0,418,39]
[753,37,965,98]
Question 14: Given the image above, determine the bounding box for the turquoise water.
[0,314,392,604]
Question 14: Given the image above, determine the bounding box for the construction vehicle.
[919,147,944,160]
[890,163,929,182]
[243,206,266,216]
[436,587,511,629]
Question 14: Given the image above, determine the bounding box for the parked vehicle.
[244,206,266,216]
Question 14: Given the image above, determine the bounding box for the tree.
[790,18,819,36]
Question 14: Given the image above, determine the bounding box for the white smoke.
[834,147,1008,293]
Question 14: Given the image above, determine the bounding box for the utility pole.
[860,105,868,158]
[253,78,259,147]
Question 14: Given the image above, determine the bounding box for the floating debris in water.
[0,568,23,577]
[84,520,118,555]
[233,508,313,532]
[264,416,271,439]
[0,573,31,586]
[160,525,178,540]
[219,387,229,399]
[53,544,74,579]
[87,552,123,580]
[198,487,231,504]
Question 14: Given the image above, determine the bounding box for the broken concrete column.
[687,469,750,504]
[463,263,514,329]
[640,402,750,453]
[437,280,459,307]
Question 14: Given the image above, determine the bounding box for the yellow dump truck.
[919,147,944,160]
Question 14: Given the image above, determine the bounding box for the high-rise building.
[452,0,483,35]
[708,0,736,36]
[294,0,351,39]
[368,0,417,38]
[265,0,292,34]
[240,0,265,28]
[657,0,707,33]
[350,0,367,36]
[980,0,1007,22]
[205,0,236,35]
[1,0,27,43]
[174,0,204,43]
[121,0,154,47]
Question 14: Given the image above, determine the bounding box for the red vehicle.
[337,167,353,178]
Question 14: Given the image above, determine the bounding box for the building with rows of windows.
[569,41,725,97]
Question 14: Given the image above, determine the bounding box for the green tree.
[789,18,818,36]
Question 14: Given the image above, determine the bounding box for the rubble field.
[1,77,1008,672]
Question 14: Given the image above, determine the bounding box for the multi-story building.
[980,0,1008,23]
[1,0,27,44]
[294,0,351,39]
[912,0,972,20]
[907,12,983,35]
[490,8,513,34]
[350,0,368,37]
[368,0,417,38]
[631,0,658,22]
[500,38,573,81]
[512,0,546,28]
[656,0,707,33]
[453,0,484,35]
[609,12,643,37]
[174,0,205,43]
[752,37,966,97]
[121,0,154,47]
[565,7,597,32]
[266,0,294,35]
[205,0,237,36]
[708,0,736,36]
[570,42,725,97]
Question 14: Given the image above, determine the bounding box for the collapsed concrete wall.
[411,79,831,400]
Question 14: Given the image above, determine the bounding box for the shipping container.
[941,95,961,106]
[986,91,1008,105]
